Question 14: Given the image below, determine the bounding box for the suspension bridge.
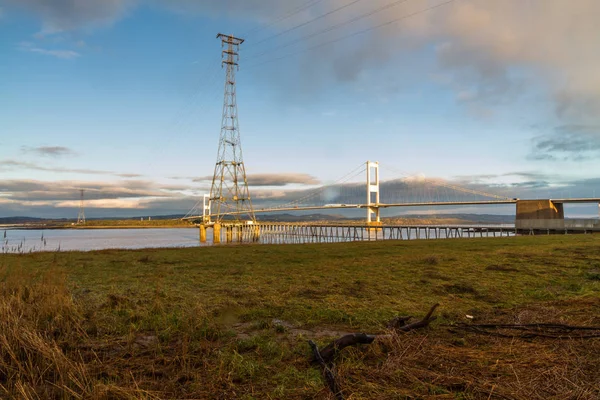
[183,159,600,230]
[183,160,520,221]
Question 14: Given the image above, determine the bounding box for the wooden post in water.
[253,225,260,242]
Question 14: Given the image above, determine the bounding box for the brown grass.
[335,298,600,399]
[0,266,157,399]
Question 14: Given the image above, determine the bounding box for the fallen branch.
[317,333,376,364]
[394,303,439,333]
[308,304,440,398]
[386,315,412,330]
[309,340,344,400]
[451,322,600,339]
[313,304,439,364]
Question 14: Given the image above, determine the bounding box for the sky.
[1,0,599,218]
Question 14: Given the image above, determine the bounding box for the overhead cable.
[246,0,457,69]
[246,0,413,61]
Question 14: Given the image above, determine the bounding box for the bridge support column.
[253,225,261,242]
[366,161,381,226]
[515,200,564,231]
[199,224,207,243]
[213,223,221,244]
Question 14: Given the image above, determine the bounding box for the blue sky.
[1,0,599,218]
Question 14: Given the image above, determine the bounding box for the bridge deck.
[183,198,600,221]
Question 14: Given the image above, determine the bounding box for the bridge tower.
[77,189,86,224]
[366,161,381,225]
[208,33,255,224]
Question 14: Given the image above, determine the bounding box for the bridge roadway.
[183,200,517,220]
[183,198,600,221]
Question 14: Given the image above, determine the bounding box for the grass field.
[1,235,599,399]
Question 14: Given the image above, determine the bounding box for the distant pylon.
[77,189,86,224]
[209,33,255,223]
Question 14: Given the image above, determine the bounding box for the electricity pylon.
[77,189,86,224]
[208,34,255,223]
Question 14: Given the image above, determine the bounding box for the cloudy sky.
[1,0,599,218]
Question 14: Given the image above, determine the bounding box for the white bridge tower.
[366,161,381,225]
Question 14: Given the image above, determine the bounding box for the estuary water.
[1,225,516,253]
[1,228,209,253]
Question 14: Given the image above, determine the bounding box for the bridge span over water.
[184,161,600,223]
[183,161,600,244]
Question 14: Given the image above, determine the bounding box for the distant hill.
[392,214,515,224]
[0,216,54,224]
[253,213,514,224]
[0,215,185,225]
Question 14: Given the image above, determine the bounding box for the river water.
[1,225,515,253]
[1,228,209,253]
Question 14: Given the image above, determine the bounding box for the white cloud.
[0,159,141,177]
[18,41,80,59]
[4,0,136,34]
[193,173,320,187]
[21,146,77,157]
[29,47,80,59]
[55,198,146,209]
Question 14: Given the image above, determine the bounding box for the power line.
[243,0,329,38]
[246,0,413,61]
[167,60,221,131]
[246,0,457,69]
[251,0,367,46]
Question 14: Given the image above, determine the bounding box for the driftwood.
[312,304,440,362]
[308,304,440,398]
[309,340,344,400]
[451,322,600,339]
[392,303,439,332]
[317,333,376,364]
[314,304,440,364]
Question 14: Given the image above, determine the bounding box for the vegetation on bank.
[0,236,599,399]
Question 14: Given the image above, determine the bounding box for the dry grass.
[0,265,157,399]
[0,235,599,399]
[335,298,600,399]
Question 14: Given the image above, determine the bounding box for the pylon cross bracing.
[209,34,255,224]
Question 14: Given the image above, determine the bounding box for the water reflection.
[1,228,209,253]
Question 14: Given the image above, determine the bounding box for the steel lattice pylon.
[77,189,86,224]
[209,34,255,223]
